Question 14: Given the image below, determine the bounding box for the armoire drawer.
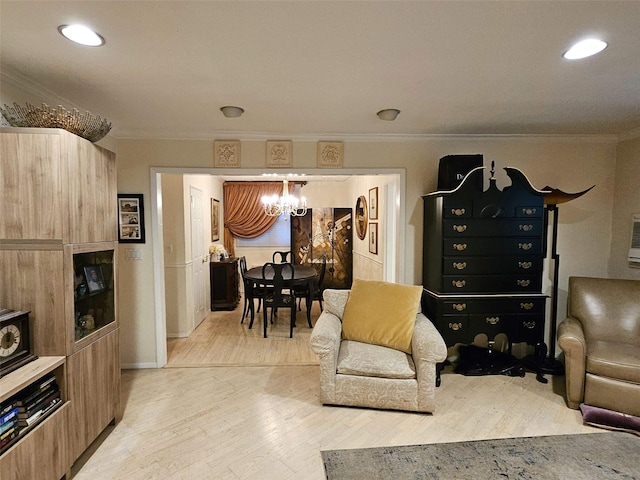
[443,219,543,237]
[444,237,543,256]
[441,297,546,315]
[442,255,543,275]
[442,275,542,293]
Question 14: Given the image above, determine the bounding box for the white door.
[190,186,207,329]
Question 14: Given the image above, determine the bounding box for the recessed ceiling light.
[58,24,105,46]
[563,38,607,60]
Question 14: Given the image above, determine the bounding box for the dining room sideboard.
[210,257,240,310]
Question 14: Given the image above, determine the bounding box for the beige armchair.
[557,276,640,416]
[309,289,447,413]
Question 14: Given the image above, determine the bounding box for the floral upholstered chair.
[309,280,447,413]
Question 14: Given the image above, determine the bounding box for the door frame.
[151,167,405,367]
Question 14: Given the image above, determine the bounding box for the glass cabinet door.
[72,248,116,342]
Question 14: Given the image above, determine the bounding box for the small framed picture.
[369,187,378,220]
[84,265,106,293]
[369,223,378,255]
[118,194,145,243]
[211,198,220,241]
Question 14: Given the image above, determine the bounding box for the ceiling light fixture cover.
[377,108,400,121]
[58,25,105,46]
[220,106,245,118]
[563,38,608,59]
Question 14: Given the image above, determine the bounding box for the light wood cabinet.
[67,330,120,461]
[0,357,70,480]
[0,128,120,479]
[0,127,116,244]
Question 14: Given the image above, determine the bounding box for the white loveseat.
[309,288,447,413]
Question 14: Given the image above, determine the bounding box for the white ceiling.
[1,1,639,140]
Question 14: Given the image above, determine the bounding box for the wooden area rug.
[321,433,640,479]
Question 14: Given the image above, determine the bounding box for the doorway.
[151,168,406,367]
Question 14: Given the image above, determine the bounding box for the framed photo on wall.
[369,187,378,220]
[117,194,145,243]
[211,198,220,241]
[369,222,378,254]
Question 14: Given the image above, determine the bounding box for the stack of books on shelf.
[0,373,62,454]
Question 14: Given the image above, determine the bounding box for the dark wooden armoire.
[290,208,353,289]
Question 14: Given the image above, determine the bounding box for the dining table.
[245,264,317,327]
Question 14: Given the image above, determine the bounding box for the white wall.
[610,135,640,280]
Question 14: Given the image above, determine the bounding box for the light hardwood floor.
[166,302,321,367]
[71,302,600,480]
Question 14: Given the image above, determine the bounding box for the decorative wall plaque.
[317,141,344,168]
[214,140,241,167]
[266,140,293,168]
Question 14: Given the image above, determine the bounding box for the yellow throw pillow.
[341,279,423,354]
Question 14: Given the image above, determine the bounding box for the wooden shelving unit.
[0,357,70,480]
[0,127,121,479]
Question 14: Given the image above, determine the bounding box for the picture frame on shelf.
[369,187,378,220]
[211,198,220,241]
[84,265,106,293]
[369,223,378,254]
[117,194,145,243]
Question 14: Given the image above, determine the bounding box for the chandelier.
[262,180,307,217]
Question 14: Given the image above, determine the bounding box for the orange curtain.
[223,181,292,256]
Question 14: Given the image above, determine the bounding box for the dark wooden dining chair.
[295,255,327,313]
[239,256,253,325]
[272,250,292,263]
[258,262,296,338]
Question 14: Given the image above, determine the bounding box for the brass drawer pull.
[453,224,467,233]
[449,322,463,331]
[453,243,467,251]
[519,243,533,250]
[486,316,500,325]
[520,302,534,310]
[519,224,534,232]
[518,261,532,269]
[517,279,531,287]
[522,208,537,216]
[452,280,466,288]
[451,208,466,216]
[452,303,466,311]
[523,321,536,329]
[453,262,467,270]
